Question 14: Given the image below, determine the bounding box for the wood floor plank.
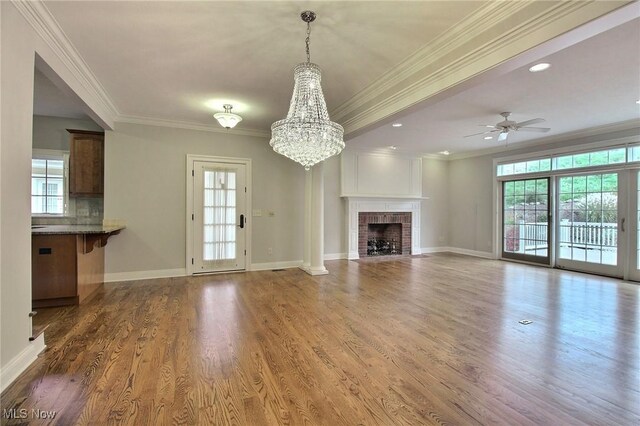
[2,253,639,425]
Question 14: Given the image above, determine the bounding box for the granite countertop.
[31,224,126,235]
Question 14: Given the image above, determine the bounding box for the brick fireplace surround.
[346,198,421,260]
[358,212,412,257]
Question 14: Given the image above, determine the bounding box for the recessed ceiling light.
[392,123,403,127]
[529,63,550,72]
[388,145,398,150]
[439,150,450,155]
[484,136,494,140]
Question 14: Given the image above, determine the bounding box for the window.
[497,145,637,177]
[32,152,68,215]
[554,147,625,170]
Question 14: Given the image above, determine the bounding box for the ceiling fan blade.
[498,131,509,142]
[516,118,545,127]
[464,129,500,138]
[518,126,551,132]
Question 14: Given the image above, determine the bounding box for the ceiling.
[34,1,640,157]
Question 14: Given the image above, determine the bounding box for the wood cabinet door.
[32,235,77,300]
[68,130,104,196]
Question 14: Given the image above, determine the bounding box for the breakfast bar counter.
[32,225,125,308]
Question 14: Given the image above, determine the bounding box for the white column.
[301,162,328,275]
[301,169,312,270]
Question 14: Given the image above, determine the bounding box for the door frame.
[500,177,552,265]
[186,154,252,275]
[554,170,626,278]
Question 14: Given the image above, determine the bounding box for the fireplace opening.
[367,223,402,256]
[358,212,411,257]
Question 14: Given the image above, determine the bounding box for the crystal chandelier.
[214,104,242,129]
[270,11,344,170]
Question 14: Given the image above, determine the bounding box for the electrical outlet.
[77,208,89,217]
[253,209,262,217]
[267,247,273,256]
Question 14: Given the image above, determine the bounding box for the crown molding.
[117,115,270,139]
[332,0,631,137]
[448,119,640,161]
[12,0,119,126]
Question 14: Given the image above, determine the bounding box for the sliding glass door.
[555,172,624,277]
[502,178,550,264]
[629,170,640,281]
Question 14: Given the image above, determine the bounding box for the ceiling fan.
[465,112,551,142]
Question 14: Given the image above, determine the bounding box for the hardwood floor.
[2,253,638,425]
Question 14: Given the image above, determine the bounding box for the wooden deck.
[1,253,638,425]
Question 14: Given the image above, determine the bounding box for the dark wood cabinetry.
[68,129,104,197]
[32,233,110,308]
[32,235,77,304]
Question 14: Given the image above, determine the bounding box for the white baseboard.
[1,334,46,393]
[104,268,187,283]
[250,260,303,271]
[421,246,495,259]
[421,246,451,254]
[324,253,347,261]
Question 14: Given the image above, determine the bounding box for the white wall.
[447,155,495,254]
[1,2,36,389]
[32,115,102,151]
[323,156,345,257]
[103,122,306,277]
[0,2,114,390]
[421,157,450,249]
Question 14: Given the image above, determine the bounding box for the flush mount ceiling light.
[214,104,242,129]
[439,150,450,155]
[529,62,550,72]
[484,136,493,140]
[388,145,398,150]
[392,123,403,127]
[270,11,344,170]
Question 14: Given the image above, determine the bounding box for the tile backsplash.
[32,197,103,225]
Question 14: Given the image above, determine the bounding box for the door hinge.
[192,170,194,177]
[192,258,194,265]
[244,250,246,256]
[245,187,247,193]
[192,213,194,221]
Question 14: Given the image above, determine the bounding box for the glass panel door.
[556,172,623,277]
[193,161,247,273]
[629,170,640,282]
[502,178,550,264]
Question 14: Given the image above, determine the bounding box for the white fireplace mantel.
[346,197,421,260]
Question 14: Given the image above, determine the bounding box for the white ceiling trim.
[333,1,630,137]
[12,0,119,125]
[117,115,270,139]
[331,1,525,119]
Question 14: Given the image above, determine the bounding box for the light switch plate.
[252,209,262,217]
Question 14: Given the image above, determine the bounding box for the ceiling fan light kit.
[270,10,345,170]
[464,111,550,143]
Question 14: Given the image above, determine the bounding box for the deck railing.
[507,221,618,252]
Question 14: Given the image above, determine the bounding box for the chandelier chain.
[305,21,311,62]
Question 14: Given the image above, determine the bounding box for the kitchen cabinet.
[68,129,104,197]
[32,225,124,308]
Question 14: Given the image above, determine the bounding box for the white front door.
[192,160,247,273]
